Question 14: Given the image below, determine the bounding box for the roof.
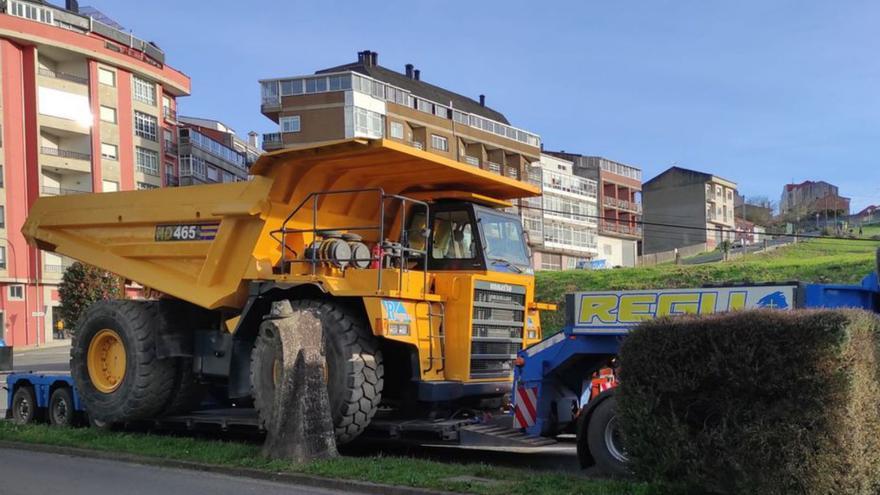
[784,180,835,191]
[315,56,509,124]
[855,205,879,216]
[644,166,735,188]
[251,138,540,201]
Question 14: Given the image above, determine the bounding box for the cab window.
[432,210,476,260]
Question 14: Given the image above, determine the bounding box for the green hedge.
[618,309,880,495]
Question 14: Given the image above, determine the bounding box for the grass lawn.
[0,422,664,495]
[536,238,879,334]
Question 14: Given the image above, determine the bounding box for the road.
[0,448,356,495]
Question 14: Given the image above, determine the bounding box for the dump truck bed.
[23,139,540,310]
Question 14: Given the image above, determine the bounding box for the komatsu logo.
[572,286,795,334]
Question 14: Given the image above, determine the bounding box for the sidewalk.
[9,339,71,354]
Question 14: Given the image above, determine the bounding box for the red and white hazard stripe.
[513,386,538,429]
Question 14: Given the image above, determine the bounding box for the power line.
[517,204,880,243]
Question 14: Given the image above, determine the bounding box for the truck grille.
[470,281,526,379]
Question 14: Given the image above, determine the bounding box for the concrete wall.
[597,235,638,268]
[643,171,708,254]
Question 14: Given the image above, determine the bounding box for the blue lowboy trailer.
[512,250,880,475]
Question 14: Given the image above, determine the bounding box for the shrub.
[58,262,124,332]
[618,309,880,495]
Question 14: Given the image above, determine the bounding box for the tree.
[58,262,124,332]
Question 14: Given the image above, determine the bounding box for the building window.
[0,166,3,187]
[9,1,53,24]
[8,284,23,300]
[431,134,448,152]
[727,189,733,201]
[137,182,158,190]
[136,146,159,176]
[133,76,156,105]
[98,67,116,87]
[100,106,117,123]
[0,246,6,269]
[207,166,220,182]
[390,121,404,140]
[353,107,384,138]
[101,143,118,160]
[279,116,301,133]
[0,205,4,229]
[134,111,158,141]
[433,104,448,119]
[540,253,562,271]
[417,99,432,114]
[102,179,119,192]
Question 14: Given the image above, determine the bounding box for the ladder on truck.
[420,300,445,374]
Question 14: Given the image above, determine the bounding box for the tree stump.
[261,300,338,461]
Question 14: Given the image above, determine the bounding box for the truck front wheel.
[71,301,176,423]
[586,397,629,476]
[251,299,384,444]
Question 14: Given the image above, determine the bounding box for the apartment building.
[0,1,191,346]
[259,50,541,180]
[522,154,599,270]
[175,116,252,186]
[545,152,642,267]
[642,167,737,254]
[780,180,850,221]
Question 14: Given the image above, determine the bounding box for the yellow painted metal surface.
[87,329,126,393]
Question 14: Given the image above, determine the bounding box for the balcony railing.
[463,155,479,166]
[407,141,424,150]
[163,107,177,122]
[164,142,178,156]
[603,196,642,213]
[38,67,88,85]
[41,146,91,161]
[600,220,642,237]
[41,185,91,196]
[262,132,283,151]
[487,161,502,174]
[165,175,179,186]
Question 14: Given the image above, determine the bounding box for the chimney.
[413,69,420,81]
[479,94,485,106]
[66,0,79,12]
[370,51,378,66]
[247,131,258,148]
[357,51,367,64]
[405,64,414,78]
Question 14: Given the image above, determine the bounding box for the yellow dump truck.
[23,139,552,443]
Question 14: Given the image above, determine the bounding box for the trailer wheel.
[49,387,75,427]
[586,397,629,477]
[251,299,384,444]
[71,301,176,423]
[11,386,37,425]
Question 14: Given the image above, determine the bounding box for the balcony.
[41,146,90,161]
[602,196,642,213]
[165,175,179,187]
[41,185,91,196]
[262,132,283,151]
[261,97,281,115]
[463,155,480,167]
[407,141,424,150]
[600,220,643,237]
[40,146,91,173]
[486,161,502,174]
[163,107,177,123]
[164,142,178,156]
[38,67,88,85]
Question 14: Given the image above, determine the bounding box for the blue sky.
[85,0,879,211]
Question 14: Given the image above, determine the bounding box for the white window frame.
[136,181,159,190]
[98,67,116,87]
[135,146,160,176]
[8,284,24,300]
[279,116,301,133]
[431,134,449,152]
[101,143,118,160]
[100,105,117,123]
[134,111,158,141]
[132,76,156,105]
[390,121,404,139]
[0,245,6,269]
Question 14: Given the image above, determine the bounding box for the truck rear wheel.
[251,299,384,444]
[71,301,176,423]
[586,397,629,477]
[49,387,75,427]
[11,386,37,424]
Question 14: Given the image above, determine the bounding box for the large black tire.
[11,386,37,425]
[48,387,75,427]
[162,357,206,416]
[71,301,176,423]
[585,396,629,477]
[251,299,384,444]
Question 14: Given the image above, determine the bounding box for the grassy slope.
[536,238,879,334]
[0,422,662,495]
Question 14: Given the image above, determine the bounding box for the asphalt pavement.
[0,448,357,495]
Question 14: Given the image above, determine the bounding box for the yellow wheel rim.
[87,329,126,393]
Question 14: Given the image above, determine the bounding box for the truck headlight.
[388,323,410,336]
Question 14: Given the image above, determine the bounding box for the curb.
[0,440,456,495]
